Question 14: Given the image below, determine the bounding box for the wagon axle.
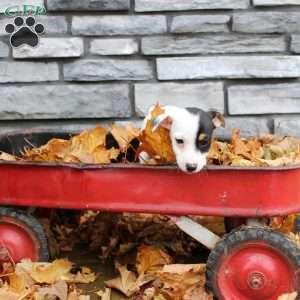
[248,271,265,290]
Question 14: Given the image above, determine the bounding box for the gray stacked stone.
[0,84,131,119]
[0,0,299,137]
[72,16,167,36]
[47,0,130,11]
[13,38,84,58]
[90,39,138,56]
[157,56,300,80]
[135,0,250,11]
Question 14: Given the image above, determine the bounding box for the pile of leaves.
[1,104,300,167]
[0,244,213,300]
[0,247,296,300]
[97,244,213,300]
[21,124,140,164]
[36,211,298,300]
[39,211,224,260]
[208,129,300,167]
[0,258,96,300]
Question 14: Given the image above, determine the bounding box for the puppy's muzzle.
[186,163,198,173]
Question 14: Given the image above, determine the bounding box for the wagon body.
[0,131,299,217]
[1,131,300,300]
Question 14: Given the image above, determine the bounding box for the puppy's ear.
[209,110,225,128]
[152,113,173,132]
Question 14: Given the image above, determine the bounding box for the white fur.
[164,107,207,173]
[148,106,208,173]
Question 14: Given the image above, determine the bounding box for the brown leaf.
[207,129,300,167]
[70,126,106,155]
[95,288,111,300]
[277,292,298,300]
[79,296,91,300]
[92,147,120,164]
[62,266,96,284]
[8,270,34,294]
[139,104,176,164]
[154,295,167,300]
[18,259,73,284]
[161,264,206,274]
[23,126,122,164]
[156,264,206,300]
[67,289,85,300]
[105,265,138,297]
[0,151,17,161]
[37,280,68,300]
[231,129,262,160]
[270,215,296,234]
[23,138,71,162]
[110,124,140,152]
[0,286,20,300]
[136,245,173,275]
[70,126,119,164]
[183,284,213,300]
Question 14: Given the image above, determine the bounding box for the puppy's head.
[152,106,225,173]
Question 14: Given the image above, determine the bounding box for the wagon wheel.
[206,226,300,300]
[0,207,49,264]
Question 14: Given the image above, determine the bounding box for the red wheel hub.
[217,241,296,300]
[0,217,39,263]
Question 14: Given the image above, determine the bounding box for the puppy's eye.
[176,138,184,145]
[198,133,208,144]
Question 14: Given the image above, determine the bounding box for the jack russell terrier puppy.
[147,106,225,174]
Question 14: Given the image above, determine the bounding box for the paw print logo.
[5,16,45,48]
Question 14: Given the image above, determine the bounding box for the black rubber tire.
[0,207,49,262]
[294,214,300,234]
[206,226,300,299]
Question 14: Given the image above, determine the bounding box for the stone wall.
[0,0,300,138]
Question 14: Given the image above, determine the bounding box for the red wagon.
[0,130,300,300]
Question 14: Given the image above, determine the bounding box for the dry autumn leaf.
[277,292,298,300]
[156,264,208,300]
[161,264,206,274]
[0,259,93,300]
[110,123,140,152]
[67,289,90,300]
[0,286,21,300]
[105,264,138,297]
[70,126,106,154]
[69,126,119,164]
[136,245,173,275]
[37,280,68,300]
[287,233,300,248]
[139,104,176,164]
[18,258,73,284]
[154,295,167,300]
[270,215,296,234]
[79,296,91,300]
[207,129,300,167]
[96,287,111,300]
[183,284,213,300]
[62,266,96,284]
[0,151,17,161]
[8,270,34,294]
[91,146,120,164]
[23,126,122,164]
[23,138,72,162]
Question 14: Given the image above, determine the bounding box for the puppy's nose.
[186,163,198,172]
